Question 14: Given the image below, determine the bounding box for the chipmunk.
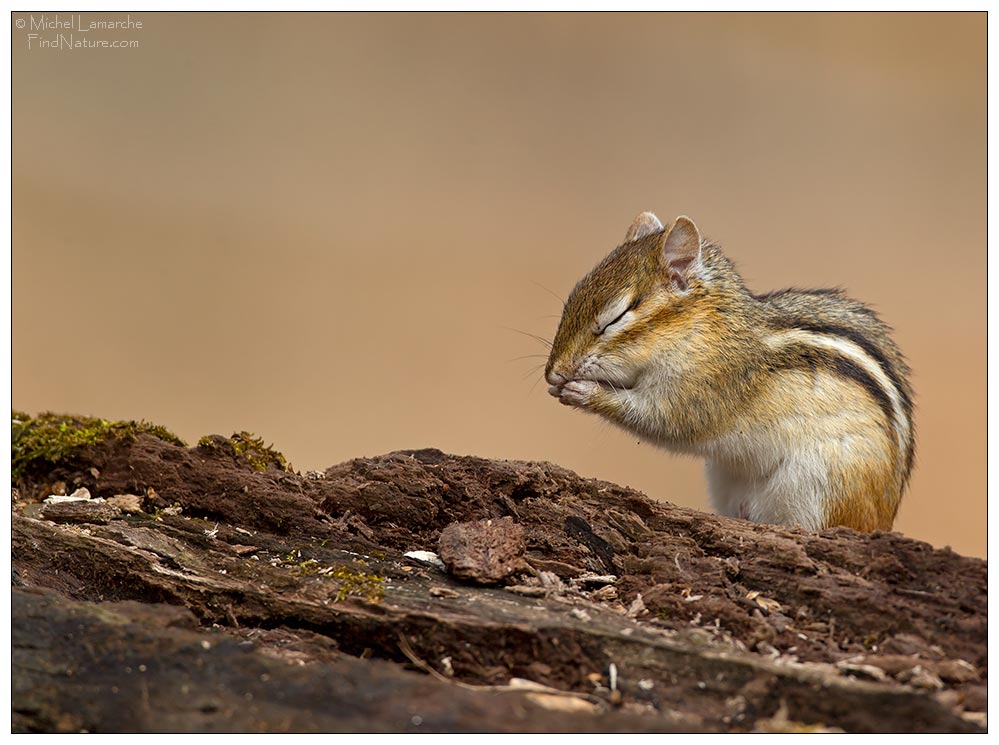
[545,212,914,532]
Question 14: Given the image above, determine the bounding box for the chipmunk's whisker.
[531,280,565,307]
[503,327,553,349]
[521,363,546,381]
[528,370,547,395]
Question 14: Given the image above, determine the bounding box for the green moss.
[296,559,321,576]
[279,552,321,577]
[11,411,186,482]
[148,504,182,521]
[328,565,385,604]
[276,551,383,602]
[197,432,288,472]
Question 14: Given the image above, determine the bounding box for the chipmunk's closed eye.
[595,297,640,336]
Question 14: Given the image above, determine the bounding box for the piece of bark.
[41,500,119,525]
[438,517,528,584]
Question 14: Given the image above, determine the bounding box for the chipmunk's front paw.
[557,380,598,408]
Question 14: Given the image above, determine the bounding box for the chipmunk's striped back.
[753,289,915,529]
[757,288,914,476]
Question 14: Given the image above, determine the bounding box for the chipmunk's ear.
[660,216,702,292]
[624,211,663,242]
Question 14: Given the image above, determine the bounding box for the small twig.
[895,588,935,598]
[397,633,456,686]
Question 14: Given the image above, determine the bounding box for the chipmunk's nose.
[546,370,568,397]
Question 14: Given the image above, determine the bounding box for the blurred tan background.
[12,13,985,556]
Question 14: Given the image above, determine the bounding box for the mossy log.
[11,414,986,733]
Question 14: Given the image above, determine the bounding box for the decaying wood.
[11,433,987,733]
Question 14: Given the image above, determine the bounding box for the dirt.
[11,426,987,733]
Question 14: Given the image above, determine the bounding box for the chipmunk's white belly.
[706,453,829,530]
[698,370,890,530]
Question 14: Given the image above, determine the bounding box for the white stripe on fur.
[764,328,910,454]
